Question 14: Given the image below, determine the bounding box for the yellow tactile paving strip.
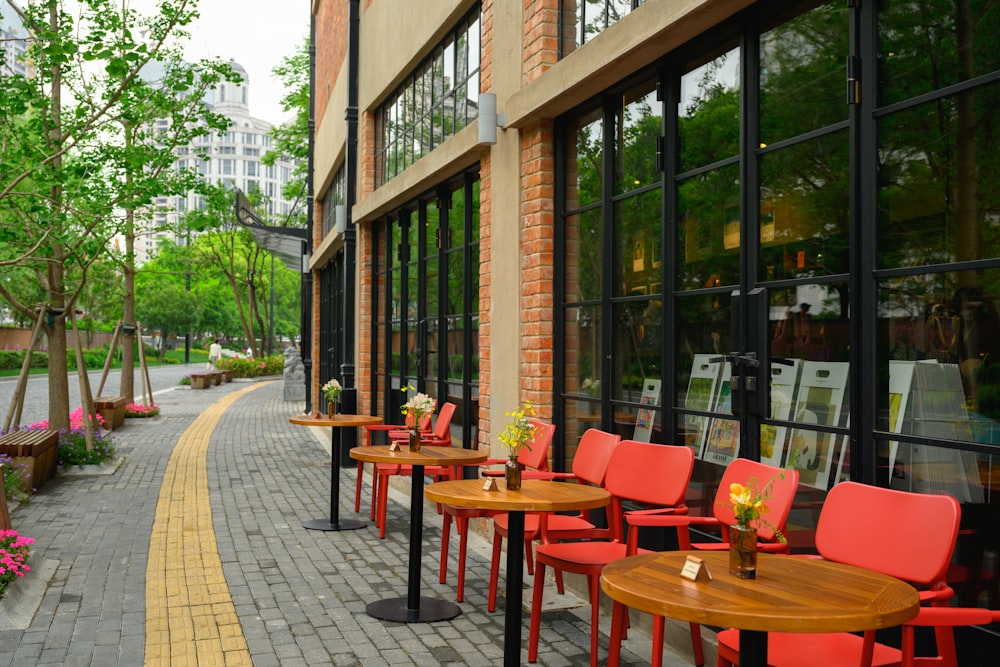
[145,382,268,667]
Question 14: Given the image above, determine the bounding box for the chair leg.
[377,471,389,538]
[370,466,379,520]
[354,460,364,513]
[588,574,601,667]
[456,516,469,602]
[528,561,547,663]
[608,600,628,667]
[686,619,704,666]
[524,536,535,576]
[488,529,504,613]
[440,512,452,584]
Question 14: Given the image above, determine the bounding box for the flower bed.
[0,529,33,598]
[125,403,160,418]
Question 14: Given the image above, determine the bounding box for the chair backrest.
[712,458,800,543]
[604,441,694,539]
[571,428,621,486]
[816,481,961,586]
[517,419,555,471]
[431,402,457,442]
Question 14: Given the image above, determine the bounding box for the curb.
[0,556,58,630]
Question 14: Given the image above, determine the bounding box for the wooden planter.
[94,395,127,430]
[0,429,59,492]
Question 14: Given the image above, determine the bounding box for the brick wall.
[313,0,348,129]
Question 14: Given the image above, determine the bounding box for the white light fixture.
[334,204,347,234]
[477,92,506,145]
[301,252,310,274]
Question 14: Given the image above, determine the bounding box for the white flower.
[322,379,342,401]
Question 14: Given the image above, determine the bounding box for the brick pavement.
[0,380,703,666]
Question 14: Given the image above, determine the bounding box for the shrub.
[0,349,48,371]
[56,428,116,466]
[215,354,283,378]
[0,529,33,598]
[179,376,191,386]
[0,455,32,503]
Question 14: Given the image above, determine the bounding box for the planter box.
[221,370,233,383]
[94,395,126,430]
[190,373,213,389]
[0,429,59,492]
[211,371,223,386]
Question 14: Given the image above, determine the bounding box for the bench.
[221,369,233,383]
[210,370,224,386]
[0,428,60,492]
[190,372,214,389]
[94,395,127,430]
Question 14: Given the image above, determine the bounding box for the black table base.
[366,596,461,623]
[304,424,368,532]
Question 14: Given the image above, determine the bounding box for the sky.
[151,0,310,126]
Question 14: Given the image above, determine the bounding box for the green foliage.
[214,354,283,378]
[57,429,117,467]
[1,457,33,504]
[0,350,48,371]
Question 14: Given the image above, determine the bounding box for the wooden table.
[600,551,920,667]
[289,413,383,531]
[425,478,611,666]
[350,445,487,623]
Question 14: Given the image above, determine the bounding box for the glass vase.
[505,457,522,490]
[328,400,336,417]
[728,523,758,579]
[408,429,421,452]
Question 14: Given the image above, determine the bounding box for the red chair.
[611,458,799,666]
[374,402,457,538]
[715,481,962,667]
[438,419,555,602]
[487,428,621,612]
[901,607,1000,667]
[356,411,432,517]
[526,440,695,666]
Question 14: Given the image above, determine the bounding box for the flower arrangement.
[725,474,786,542]
[0,456,32,503]
[322,378,343,402]
[0,529,33,597]
[497,402,537,458]
[581,377,601,396]
[400,386,436,427]
[124,403,160,418]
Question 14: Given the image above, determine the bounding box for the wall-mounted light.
[301,253,311,274]
[477,92,506,145]
[334,204,347,235]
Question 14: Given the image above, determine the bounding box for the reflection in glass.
[877,83,1000,269]
[679,47,740,173]
[878,2,1000,108]
[677,163,740,290]
[769,283,850,364]
[759,130,849,281]
[565,209,602,303]
[614,83,660,196]
[614,190,661,298]
[759,3,847,146]
[565,304,603,401]
[567,110,604,210]
[612,300,661,402]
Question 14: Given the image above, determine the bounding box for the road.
[0,363,205,428]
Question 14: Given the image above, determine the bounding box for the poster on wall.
[633,379,662,442]
[886,360,916,483]
[785,361,849,490]
[760,359,801,468]
[683,354,723,458]
[704,365,739,465]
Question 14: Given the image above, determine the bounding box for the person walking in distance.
[208,338,222,369]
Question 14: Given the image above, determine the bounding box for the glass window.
[676,162,740,291]
[679,47,740,174]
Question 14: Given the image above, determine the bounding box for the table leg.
[503,510,526,667]
[366,464,462,623]
[303,426,366,531]
[740,629,767,667]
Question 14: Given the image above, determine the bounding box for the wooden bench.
[94,395,127,430]
[0,428,60,492]
[210,370,224,386]
[190,372,214,389]
[221,369,233,383]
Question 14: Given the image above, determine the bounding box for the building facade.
[140,62,300,264]
[0,1,29,78]
[311,0,1000,656]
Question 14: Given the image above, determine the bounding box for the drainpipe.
[302,9,317,413]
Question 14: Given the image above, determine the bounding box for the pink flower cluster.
[124,403,160,418]
[28,407,106,431]
[0,529,33,581]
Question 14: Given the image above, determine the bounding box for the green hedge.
[214,354,284,378]
[0,350,48,371]
[0,343,156,371]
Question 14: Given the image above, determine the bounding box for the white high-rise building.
[138,61,299,264]
[1,2,29,78]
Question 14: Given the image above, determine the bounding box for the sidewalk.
[0,380,705,666]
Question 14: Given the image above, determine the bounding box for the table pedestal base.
[366,596,461,623]
[301,518,366,531]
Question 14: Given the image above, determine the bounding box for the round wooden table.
[600,550,920,667]
[349,445,487,623]
[289,413,383,531]
[425,478,610,667]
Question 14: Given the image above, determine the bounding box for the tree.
[134,279,203,360]
[0,0,237,423]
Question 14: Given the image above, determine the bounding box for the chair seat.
[536,541,647,568]
[716,629,903,667]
